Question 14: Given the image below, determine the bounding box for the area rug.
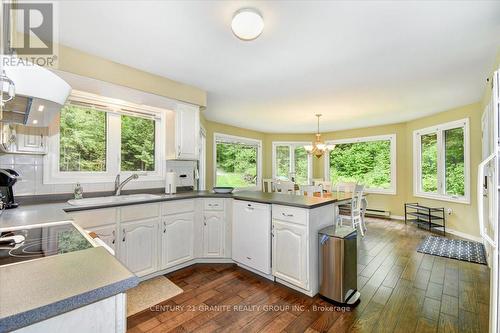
[127,276,183,316]
[417,235,487,265]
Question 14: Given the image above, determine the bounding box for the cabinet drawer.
[67,208,118,229]
[204,199,224,211]
[121,203,160,222]
[163,199,195,215]
[272,205,308,225]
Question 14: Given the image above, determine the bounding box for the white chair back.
[337,184,366,237]
[336,182,357,193]
[299,185,324,197]
[314,180,333,193]
[275,181,295,194]
[262,179,274,193]
[351,184,365,219]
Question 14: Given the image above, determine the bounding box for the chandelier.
[304,114,334,158]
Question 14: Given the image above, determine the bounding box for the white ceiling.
[58,1,500,133]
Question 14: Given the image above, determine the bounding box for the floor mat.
[127,276,183,316]
[417,235,487,265]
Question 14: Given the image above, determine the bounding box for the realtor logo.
[2,1,58,67]
[3,2,53,55]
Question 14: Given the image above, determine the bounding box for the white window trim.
[324,134,397,195]
[413,118,470,204]
[271,141,313,184]
[213,132,262,191]
[43,91,166,184]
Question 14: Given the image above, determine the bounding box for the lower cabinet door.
[272,220,309,289]
[91,224,116,253]
[119,218,159,277]
[161,212,195,269]
[202,212,225,258]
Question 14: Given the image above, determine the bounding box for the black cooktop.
[0,222,93,267]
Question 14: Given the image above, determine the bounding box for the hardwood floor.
[127,218,490,333]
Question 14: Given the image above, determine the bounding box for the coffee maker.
[0,169,20,209]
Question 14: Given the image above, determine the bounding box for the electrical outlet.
[447,208,453,215]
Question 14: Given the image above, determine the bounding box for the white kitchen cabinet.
[14,293,126,333]
[160,212,195,269]
[92,224,117,252]
[119,218,159,277]
[202,211,225,258]
[272,219,309,290]
[166,104,200,160]
[232,200,271,274]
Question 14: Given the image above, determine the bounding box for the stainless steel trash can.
[318,225,360,305]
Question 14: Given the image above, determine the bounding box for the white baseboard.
[445,228,482,243]
[140,257,233,281]
[235,262,274,281]
[384,216,482,243]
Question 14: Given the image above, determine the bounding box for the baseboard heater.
[365,208,391,218]
[338,207,391,218]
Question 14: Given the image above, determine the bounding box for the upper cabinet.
[166,104,200,160]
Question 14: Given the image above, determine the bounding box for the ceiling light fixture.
[231,8,264,41]
[304,114,335,158]
[37,105,45,112]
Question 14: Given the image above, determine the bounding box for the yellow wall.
[203,103,482,238]
[405,103,482,237]
[56,45,207,107]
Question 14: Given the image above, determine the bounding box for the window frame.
[324,134,397,195]
[213,133,262,191]
[44,91,166,184]
[413,118,470,204]
[271,141,313,184]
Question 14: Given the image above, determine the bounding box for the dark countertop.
[0,189,351,331]
[0,247,138,332]
[233,191,351,208]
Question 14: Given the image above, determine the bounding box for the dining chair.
[299,184,324,197]
[337,184,366,237]
[335,181,357,193]
[262,178,274,193]
[313,180,333,193]
[275,181,295,194]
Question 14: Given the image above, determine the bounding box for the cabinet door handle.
[282,212,294,217]
[122,229,126,242]
[112,230,115,244]
[177,145,181,157]
[163,221,166,233]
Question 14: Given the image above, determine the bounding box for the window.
[45,90,165,184]
[324,134,396,194]
[272,142,312,185]
[120,115,155,171]
[59,104,107,172]
[214,133,262,190]
[413,119,469,203]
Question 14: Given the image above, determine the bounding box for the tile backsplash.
[0,153,166,197]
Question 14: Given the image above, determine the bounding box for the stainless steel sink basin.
[67,194,161,206]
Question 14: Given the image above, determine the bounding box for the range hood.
[1,56,71,127]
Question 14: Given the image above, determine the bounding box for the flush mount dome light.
[231,8,264,41]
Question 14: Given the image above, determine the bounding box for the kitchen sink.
[67,193,162,206]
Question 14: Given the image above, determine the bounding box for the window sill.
[414,192,470,205]
[364,189,396,195]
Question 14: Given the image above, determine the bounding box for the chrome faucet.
[114,174,139,196]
